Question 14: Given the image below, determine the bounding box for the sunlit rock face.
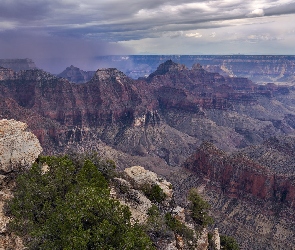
[0,119,42,173]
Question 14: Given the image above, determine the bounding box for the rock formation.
[212,228,220,250]
[95,55,295,85]
[57,65,95,83]
[0,119,43,173]
[112,165,214,250]
[1,60,294,160]
[172,141,295,249]
[124,166,173,202]
[0,119,42,250]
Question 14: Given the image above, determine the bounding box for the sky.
[0,0,295,72]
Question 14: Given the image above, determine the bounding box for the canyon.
[1,58,295,249]
[95,55,295,85]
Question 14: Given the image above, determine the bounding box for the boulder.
[0,119,42,173]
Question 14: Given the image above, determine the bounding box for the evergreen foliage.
[164,213,194,240]
[8,155,154,250]
[142,183,166,203]
[188,188,214,227]
[220,235,240,250]
[144,205,171,239]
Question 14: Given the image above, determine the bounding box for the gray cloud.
[264,2,295,16]
[0,0,54,21]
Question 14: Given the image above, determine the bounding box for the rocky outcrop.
[0,119,42,173]
[124,166,173,202]
[212,228,220,250]
[112,165,216,250]
[111,176,153,224]
[57,65,95,83]
[0,119,42,250]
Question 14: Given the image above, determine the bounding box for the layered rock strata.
[174,141,295,249]
[1,60,294,163]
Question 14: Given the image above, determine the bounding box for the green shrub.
[147,205,161,217]
[220,235,240,250]
[165,213,194,240]
[188,188,214,227]
[7,155,154,250]
[142,183,166,203]
[67,151,116,180]
[144,205,170,239]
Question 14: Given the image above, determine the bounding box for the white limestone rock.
[212,228,221,250]
[0,119,42,173]
[111,177,152,224]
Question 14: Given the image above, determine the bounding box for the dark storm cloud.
[1,0,294,41]
[0,0,64,21]
[264,2,295,16]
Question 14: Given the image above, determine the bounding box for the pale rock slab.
[0,119,42,173]
[212,228,221,250]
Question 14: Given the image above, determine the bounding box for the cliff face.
[176,141,295,249]
[182,142,295,207]
[0,119,42,250]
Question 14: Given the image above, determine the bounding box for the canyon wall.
[172,141,295,249]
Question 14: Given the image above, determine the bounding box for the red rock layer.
[182,142,295,208]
